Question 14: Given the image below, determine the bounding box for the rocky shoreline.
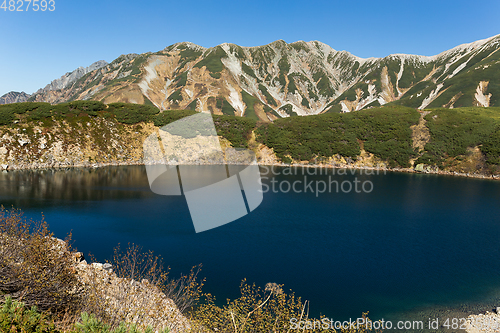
[54,238,191,332]
[466,309,500,333]
[2,157,500,183]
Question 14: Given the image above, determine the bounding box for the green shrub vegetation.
[315,73,335,97]
[416,107,500,166]
[175,72,188,88]
[482,127,500,165]
[240,90,260,121]
[215,97,236,116]
[241,63,257,78]
[194,46,226,74]
[107,103,160,124]
[278,55,290,74]
[73,312,170,333]
[287,75,298,94]
[212,115,256,148]
[278,104,297,117]
[186,99,198,111]
[209,72,221,79]
[0,297,58,333]
[228,44,245,59]
[256,105,420,166]
[179,48,203,63]
[258,84,277,106]
[3,100,500,171]
[167,89,183,104]
[301,97,310,108]
[151,109,197,127]
[290,41,308,53]
[0,106,16,125]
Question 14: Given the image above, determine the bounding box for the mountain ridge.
[2,35,499,120]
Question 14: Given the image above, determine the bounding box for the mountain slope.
[0,91,30,104]
[14,35,500,120]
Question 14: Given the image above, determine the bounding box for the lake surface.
[1,165,500,329]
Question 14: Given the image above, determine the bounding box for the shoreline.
[3,160,500,182]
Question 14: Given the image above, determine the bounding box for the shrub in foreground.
[0,296,58,333]
[0,208,83,313]
[190,280,375,333]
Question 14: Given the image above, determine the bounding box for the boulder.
[73,252,85,263]
[18,138,30,146]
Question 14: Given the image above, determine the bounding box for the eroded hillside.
[17,35,499,122]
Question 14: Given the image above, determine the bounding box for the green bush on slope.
[416,107,500,166]
[256,105,420,167]
[0,297,58,333]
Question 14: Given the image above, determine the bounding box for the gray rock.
[35,60,108,94]
[103,263,113,272]
[0,91,30,105]
[18,138,29,146]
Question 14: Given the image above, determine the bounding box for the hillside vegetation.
[0,102,500,176]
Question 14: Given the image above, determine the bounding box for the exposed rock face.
[35,60,108,94]
[0,91,30,105]
[44,238,191,332]
[23,35,500,121]
[75,258,191,332]
[0,117,155,170]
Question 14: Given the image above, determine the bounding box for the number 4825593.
[1,0,55,11]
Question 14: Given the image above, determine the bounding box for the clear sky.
[1,0,499,96]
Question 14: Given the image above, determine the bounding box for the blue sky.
[1,0,499,96]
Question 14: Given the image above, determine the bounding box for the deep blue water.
[1,165,500,324]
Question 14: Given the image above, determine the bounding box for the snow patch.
[340,101,350,113]
[419,83,444,109]
[447,61,468,79]
[475,81,491,107]
[226,83,245,116]
[432,35,497,61]
[139,57,162,95]
[377,97,387,106]
[355,84,378,110]
[221,44,243,78]
[160,78,172,110]
[395,58,405,97]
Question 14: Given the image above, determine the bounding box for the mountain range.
[2,35,499,121]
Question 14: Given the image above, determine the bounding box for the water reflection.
[0,166,152,207]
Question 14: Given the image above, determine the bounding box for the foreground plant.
[0,296,59,333]
[73,312,171,333]
[190,280,377,333]
[80,243,202,332]
[0,207,83,313]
